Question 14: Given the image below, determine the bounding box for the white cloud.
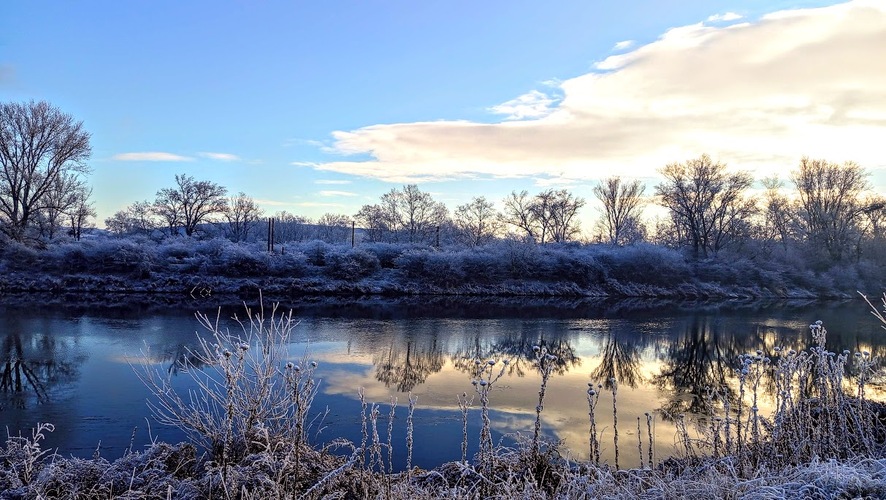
[488,90,557,120]
[312,1,886,187]
[198,152,240,161]
[112,152,193,162]
[613,40,635,50]
[707,12,743,22]
[318,190,358,197]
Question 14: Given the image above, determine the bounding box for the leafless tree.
[354,204,391,243]
[791,158,870,262]
[453,196,501,247]
[154,174,228,237]
[355,185,447,244]
[37,173,92,240]
[223,192,263,242]
[68,191,96,241]
[316,212,351,244]
[500,190,539,242]
[655,154,755,258]
[501,189,585,244]
[593,177,646,246]
[272,211,313,243]
[0,101,91,241]
[105,200,157,236]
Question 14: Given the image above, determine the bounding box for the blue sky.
[2,0,884,230]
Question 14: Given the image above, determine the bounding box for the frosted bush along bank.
[1,296,883,469]
[1,236,884,299]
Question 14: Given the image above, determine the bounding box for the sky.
[2,0,885,232]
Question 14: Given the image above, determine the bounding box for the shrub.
[325,248,380,281]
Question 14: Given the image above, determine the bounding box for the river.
[1,295,883,470]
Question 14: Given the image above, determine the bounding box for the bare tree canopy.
[0,101,91,241]
[655,154,755,258]
[105,200,157,236]
[791,158,870,262]
[593,177,646,246]
[155,174,228,237]
[355,185,447,244]
[453,196,501,247]
[501,189,585,244]
[224,192,263,242]
[316,212,352,244]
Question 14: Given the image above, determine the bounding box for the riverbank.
[3,237,882,301]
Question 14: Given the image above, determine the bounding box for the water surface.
[1,296,883,470]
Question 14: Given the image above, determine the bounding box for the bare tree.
[759,176,794,252]
[791,158,869,262]
[316,212,351,244]
[68,190,96,241]
[655,154,755,258]
[272,211,313,243]
[37,173,91,240]
[500,190,539,242]
[543,189,586,243]
[500,189,585,244]
[453,196,501,247]
[155,174,228,237]
[355,185,447,244]
[105,200,157,236]
[224,192,263,242]
[593,177,646,246]
[0,101,91,241]
[354,204,391,243]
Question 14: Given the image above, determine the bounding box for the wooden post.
[351,221,356,248]
[436,225,440,248]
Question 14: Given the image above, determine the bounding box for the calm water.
[1,295,884,470]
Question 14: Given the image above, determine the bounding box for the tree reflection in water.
[374,336,445,393]
[451,332,580,380]
[589,329,643,390]
[1,328,85,410]
[654,316,753,419]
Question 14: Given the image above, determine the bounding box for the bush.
[325,248,380,280]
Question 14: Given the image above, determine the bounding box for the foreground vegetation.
[1,296,884,499]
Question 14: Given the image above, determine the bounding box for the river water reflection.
[1,296,883,470]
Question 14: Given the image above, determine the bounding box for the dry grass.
[1,296,885,498]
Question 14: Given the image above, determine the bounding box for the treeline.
[2,101,885,294]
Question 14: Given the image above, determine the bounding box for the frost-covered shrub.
[533,247,606,286]
[155,239,207,273]
[487,239,538,279]
[395,249,466,287]
[0,239,43,271]
[266,251,309,278]
[360,242,409,268]
[458,249,506,284]
[207,243,270,277]
[597,243,689,287]
[325,248,380,280]
[302,240,331,266]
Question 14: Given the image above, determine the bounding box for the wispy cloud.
[112,152,193,162]
[198,152,240,161]
[311,1,886,186]
[707,12,743,22]
[488,90,557,120]
[293,201,343,208]
[613,40,635,50]
[291,161,320,167]
[318,190,358,197]
[315,179,352,185]
[254,198,292,207]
